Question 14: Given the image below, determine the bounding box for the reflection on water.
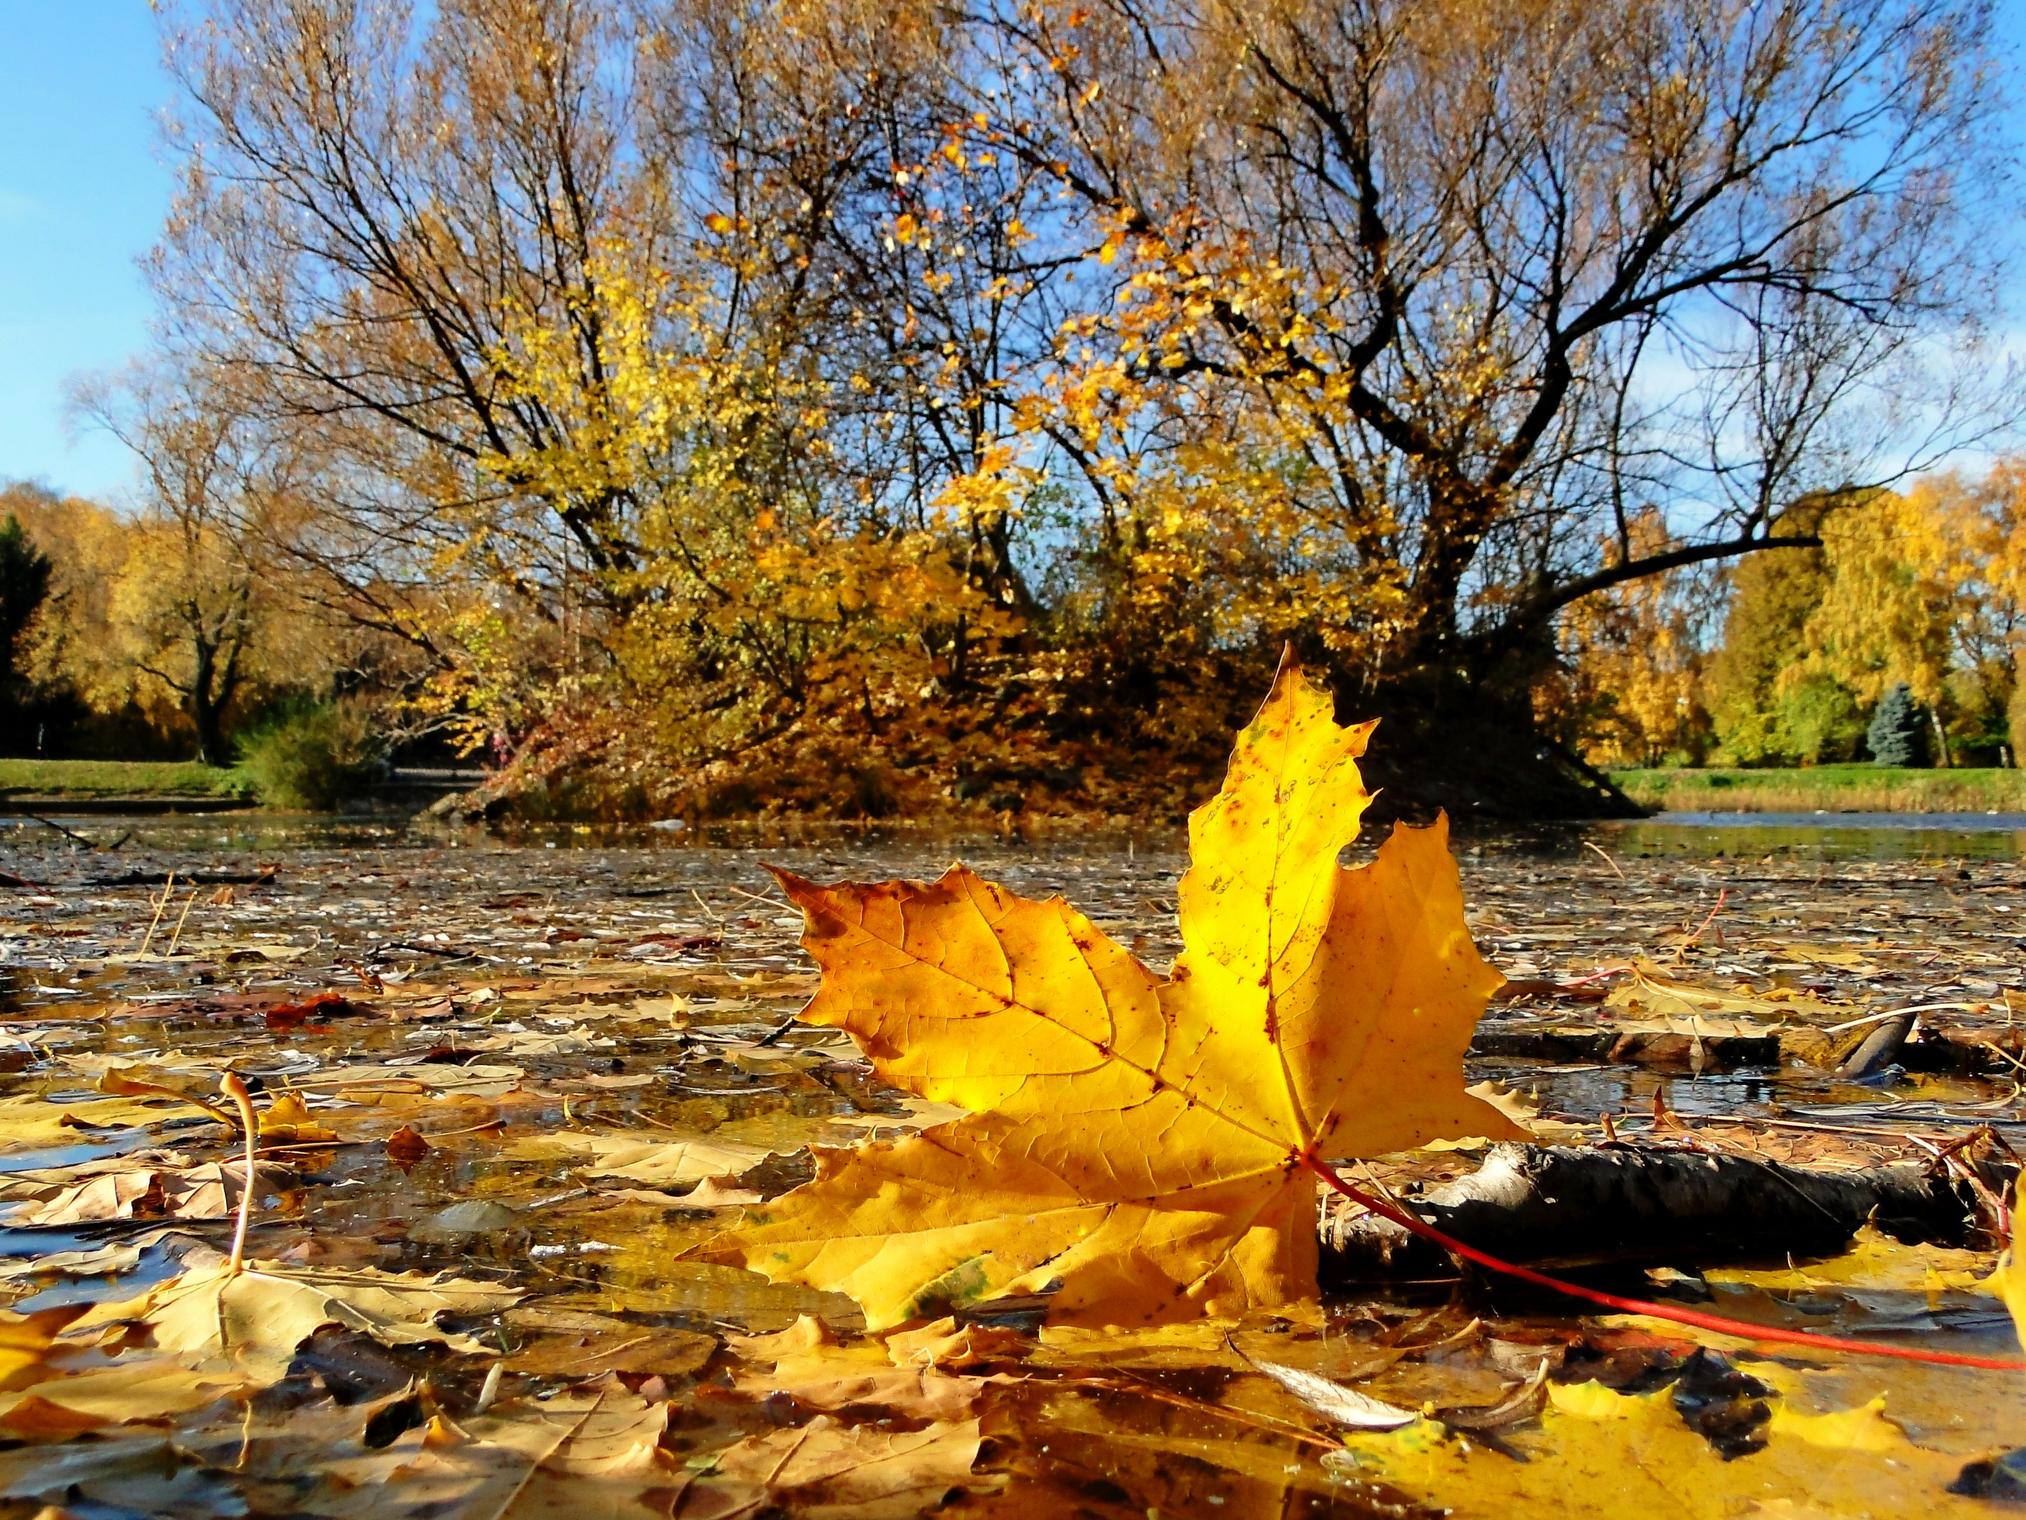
[13,807,2026,861]
[1500,812,2026,862]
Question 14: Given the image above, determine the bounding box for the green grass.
[1609,763,2026,813]
[0,758,251,801]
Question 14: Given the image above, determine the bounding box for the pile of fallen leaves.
[0,660,2020,1515]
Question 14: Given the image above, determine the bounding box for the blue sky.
[0,4,173,503]
[1,4,2023,506]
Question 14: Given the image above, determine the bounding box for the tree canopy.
[25,0,2014,809]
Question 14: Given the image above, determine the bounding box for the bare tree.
[973,0,2012,689]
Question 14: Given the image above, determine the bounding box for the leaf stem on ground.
[221,1072,258,1276]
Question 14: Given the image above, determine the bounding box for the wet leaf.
[0,1306,85,1389]
[0,1360,247,1433]
[385,1125,430,1165]
[1230,1342,1418,1430]
[12,1160,291,1226]
[312,1378,674,1518]
[1337,1378,1993,1518]
[668,1414,991,1519]
[883,1316,1027,1371]
[260,1090,340,1146]
[508,1130,783,1190]
[68,1259,521,1380]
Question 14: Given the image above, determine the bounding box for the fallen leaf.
[67,1260,521,1380]
[0,1095,207,1152]
[718,659,1521,1328]
[509,1131,780,1190]
[669,1414,989,1519]
[1708,1226,1987,1298]
[265,991,367,1030]
[883,1316,1027,1370]
[0,1240,146,1280]
[1337,1379,1993,1519]
[0,1306,84,1389]
[1987,1244,2026,1353]
[505,1324,717,1379]
[260,1091,340,1146]
[1231,1341,1418,1430]
[312,1378,673,1518]
[723,1314,838,1360]
[729,1336,995,1423]
[12,1160,292,1226]
[677,1177,770,1210]
[0,1433,246,1515]
[0,1359,247,1433]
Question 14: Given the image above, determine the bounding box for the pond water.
[0,808,2021,1514]
[16,803,2026,859]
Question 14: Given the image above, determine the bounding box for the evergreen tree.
[0,515,52,727]
[1866,682,1929,767]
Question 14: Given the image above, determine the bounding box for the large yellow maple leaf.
[725,658,1522,1328]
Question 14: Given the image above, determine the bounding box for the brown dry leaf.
[1604,963,1850,1024]
[723,1314,837,1361]
[0,1433,242,1515]
[316,1062,527,1102]
[93,1067,238,1129]
[312,1377,673,1518]
[669,1414,990,1519]
[67,1260,521,1380]
[501,1307,716,1379]
[677,1177,770,1210]
[719,660,1521,1329]
[0,1359,247,1434]
[12,1160,292,1226]
[0,1240,148,1280]
[730,1338,995,1423]
[1772,942,1882,972]
[260,1091,340,1146]
[883,1317,1027,1371]
[0,1307,84,1390]
[0,1096,205,1151]
[1230,1340,1418,1431]
[506,1131,779,1190]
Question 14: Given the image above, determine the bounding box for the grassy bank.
[0,758,250,802]
[1610,763,2026,813]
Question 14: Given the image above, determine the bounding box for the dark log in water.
[1318,1143,2012,1283]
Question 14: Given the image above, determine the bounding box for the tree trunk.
[190,641,224,766]
[1351,614,1642,824]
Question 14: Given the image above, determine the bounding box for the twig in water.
[20,811,108,850]
[166,885,200,957]
[136,872,176,956]
[1581,840,1625,880]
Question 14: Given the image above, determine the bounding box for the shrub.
[1779,676,1866,764]
[1864,683,1929,768]
[234,701,387,809]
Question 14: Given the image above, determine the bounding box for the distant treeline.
[1546,466,2026,773]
